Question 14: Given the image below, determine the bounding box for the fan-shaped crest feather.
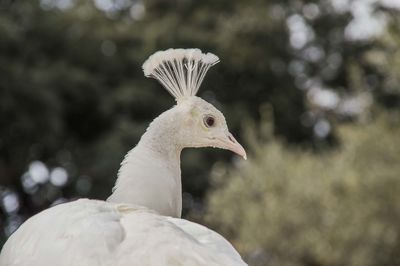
[142,48,219,101]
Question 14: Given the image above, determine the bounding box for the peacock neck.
[107,108,184,218]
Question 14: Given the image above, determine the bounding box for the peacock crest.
[142,48,219,101]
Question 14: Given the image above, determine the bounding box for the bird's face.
[177,97,246,159]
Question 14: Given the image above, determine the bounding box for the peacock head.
[142,48,246,159]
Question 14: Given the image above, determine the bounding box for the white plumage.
[0,48,247,266]
[1,200,244,266]
[142,48,219,99]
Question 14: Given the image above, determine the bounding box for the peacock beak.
[217,132,247,160]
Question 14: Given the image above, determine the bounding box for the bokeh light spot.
[1,190,20,214]
[130,2,145,20]
[314,119,331,138]
[50,167,69,187]
[29,161,49,184]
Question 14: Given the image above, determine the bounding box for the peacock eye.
[204,115,215,128]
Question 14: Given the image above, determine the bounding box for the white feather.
[142,48,219,100]
[0,199,246,266]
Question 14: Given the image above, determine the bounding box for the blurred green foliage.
[206,112,400,266]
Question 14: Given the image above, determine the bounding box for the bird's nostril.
[228,135,235,143]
